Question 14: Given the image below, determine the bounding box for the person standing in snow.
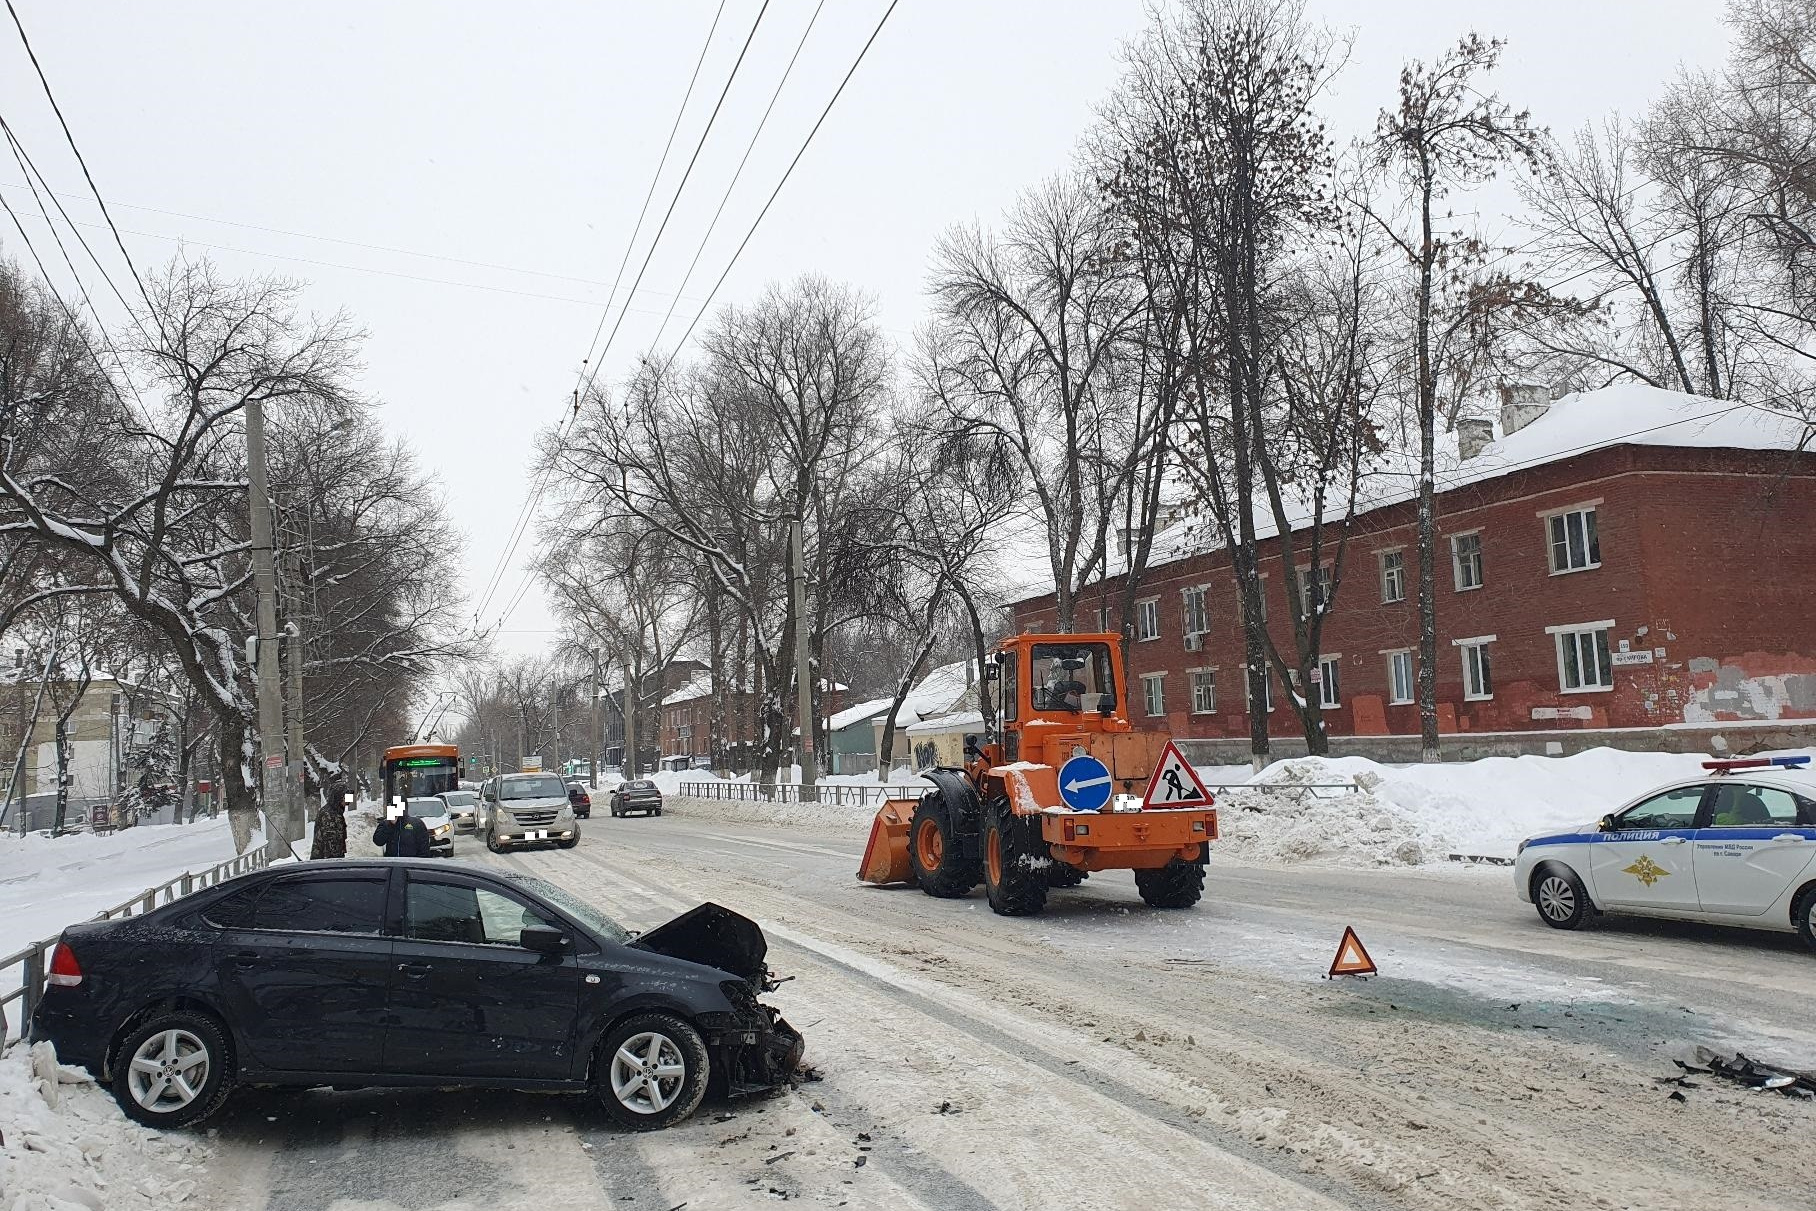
[372,802,431,857]
[311,774,349,859]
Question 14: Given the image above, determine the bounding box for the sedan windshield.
[505,873,630,944]
[404,797,446,819]
[501,776,566,800]
[440,791,477,807]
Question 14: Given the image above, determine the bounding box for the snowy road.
[202,803,1816,1211]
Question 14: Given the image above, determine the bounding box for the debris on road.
[1677,1048,1816,1098]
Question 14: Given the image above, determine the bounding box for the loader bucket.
[858,794,919,885]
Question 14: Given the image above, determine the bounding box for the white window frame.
[1140,671,1166,717]
[1379,549,1405,604]
[1543,503,1602,575]
[1454,633,1496,701]
[1135,597,1160,642]
[1385,649,1414,705]
[1547,620,1615,693]
[1297,564,1332,619]
[1450,531,1484,592]
[1180,585,1209,642]
[1317,654,1341,709]
[1096,605,1111,633]
[1188,667,1217,715]
[1246,665,1274,713]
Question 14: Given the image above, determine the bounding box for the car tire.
[558,836,579,849]
[486,829,505,854]
[1791,884,1816,954]
[111,1009,233,1129]
[595,1012,710,1130]
[909,789,980,899]
[1531,863,1591,930]
[1134,858,1205,909]
[654,807,663,817]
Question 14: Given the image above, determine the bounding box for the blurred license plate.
[529,830,549,840]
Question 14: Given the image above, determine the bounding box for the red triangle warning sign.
[1141,740,1214,808]
[1327,927,1376,978]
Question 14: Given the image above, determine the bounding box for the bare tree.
[1368,33,1546,762]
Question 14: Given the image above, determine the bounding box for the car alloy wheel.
[610,1031,687,1114]
[126,1028,210,1113]
[1537,874,1576,922]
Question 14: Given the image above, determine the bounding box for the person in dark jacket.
[373,805,432,857]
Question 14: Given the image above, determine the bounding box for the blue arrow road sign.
[1057,754,1113,812]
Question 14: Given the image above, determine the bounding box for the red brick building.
[1010,384,1816,751]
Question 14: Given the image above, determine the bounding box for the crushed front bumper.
[700,1004,805,1097]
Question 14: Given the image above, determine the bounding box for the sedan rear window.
[248,878,387,934]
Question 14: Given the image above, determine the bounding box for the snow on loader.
[858,632,1218,916]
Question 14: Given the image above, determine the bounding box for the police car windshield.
[1031,642,1115,713]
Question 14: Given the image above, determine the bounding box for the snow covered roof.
[889,659,977,728]
[660,671,713,707]
[828,697,895,733]
[1031,384,1815,594]
[905,709,984,736]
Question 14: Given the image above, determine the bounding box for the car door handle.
[396,961,432,978]
[231,951,260,967]
[1771,834,1807,842]
[1658,836,1688,845]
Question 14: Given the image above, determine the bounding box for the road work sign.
[1326,927,1376,978]
[1057,754,1113,812]
[1141,740,1214,808]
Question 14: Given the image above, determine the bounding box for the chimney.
[1457,417,1495,460]
[1499,382,1551,436]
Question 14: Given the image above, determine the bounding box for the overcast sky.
[0,0,1730,659]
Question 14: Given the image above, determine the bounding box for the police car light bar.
[1701,755,1812,773]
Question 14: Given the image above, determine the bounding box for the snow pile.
[0,1040,210,1211]
[1213,747,1737,866]
[1215,761,1440,867]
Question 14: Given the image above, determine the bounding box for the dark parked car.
[610,779,663,818]
[567,783,592,819]
[31,860,803,1131]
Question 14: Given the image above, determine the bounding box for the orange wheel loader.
[857,633,1218,917]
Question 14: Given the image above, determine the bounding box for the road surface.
[203,799,1816,1211]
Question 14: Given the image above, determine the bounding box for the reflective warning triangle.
[1327,927,1376,978]
[1141,739,1215,808]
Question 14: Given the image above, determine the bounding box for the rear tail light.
[47,943,83,988]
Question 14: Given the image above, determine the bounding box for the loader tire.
[1135,858,1204,909]
[1046,864,1086,889]
[983,799,1049,917]
[909,790,980,899]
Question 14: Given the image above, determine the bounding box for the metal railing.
[678,781,927,808]
[1,847,267,1042]
[1205,781,1363,802]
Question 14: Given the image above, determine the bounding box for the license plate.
[530,829,548,840]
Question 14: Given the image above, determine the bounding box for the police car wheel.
[1792,885,1816,955]
[1532,864,1589,930]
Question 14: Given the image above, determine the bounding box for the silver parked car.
[481,773,580,852]
[438,789,481,833]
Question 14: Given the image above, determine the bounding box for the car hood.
[417,812,451,828]
[630,902,766,982]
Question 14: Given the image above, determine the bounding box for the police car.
[1513,756,1816,951]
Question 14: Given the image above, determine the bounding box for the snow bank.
[1214,748,1729,866]
[0,1041,211,1211]
[0,819,247,961]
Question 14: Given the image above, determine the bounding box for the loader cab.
[993,633,1131,752]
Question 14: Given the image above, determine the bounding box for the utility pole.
[245,396,292,860]
[589,659,602,791]
[283,545,307,844]
[622,658,637,779]
[790,517,817,798]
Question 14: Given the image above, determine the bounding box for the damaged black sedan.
[31,859,804,1131]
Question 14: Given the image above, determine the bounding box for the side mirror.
[1598,814,1616,833]
[983,664,1001,682]
[520,927,570,954]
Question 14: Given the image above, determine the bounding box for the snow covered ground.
[0,1041,211,1211]
[665,746,1762,868]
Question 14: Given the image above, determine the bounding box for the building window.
[1297,565,1332,618]
[1452,533,1484,591]
[1189,669,1216,714]
[1247,665,1274,713]
[1180,586,1208,644]
[1387,650,1414,705]
[1379,550,1405,603]
[1141,672,1166,717]
[1135,598,1160,642]
[1461,640,1493,700]
[1547,507,1600,573]
[1096,605,1111,633]
[1318,655,1341,708]
[1554,625,1613,692]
